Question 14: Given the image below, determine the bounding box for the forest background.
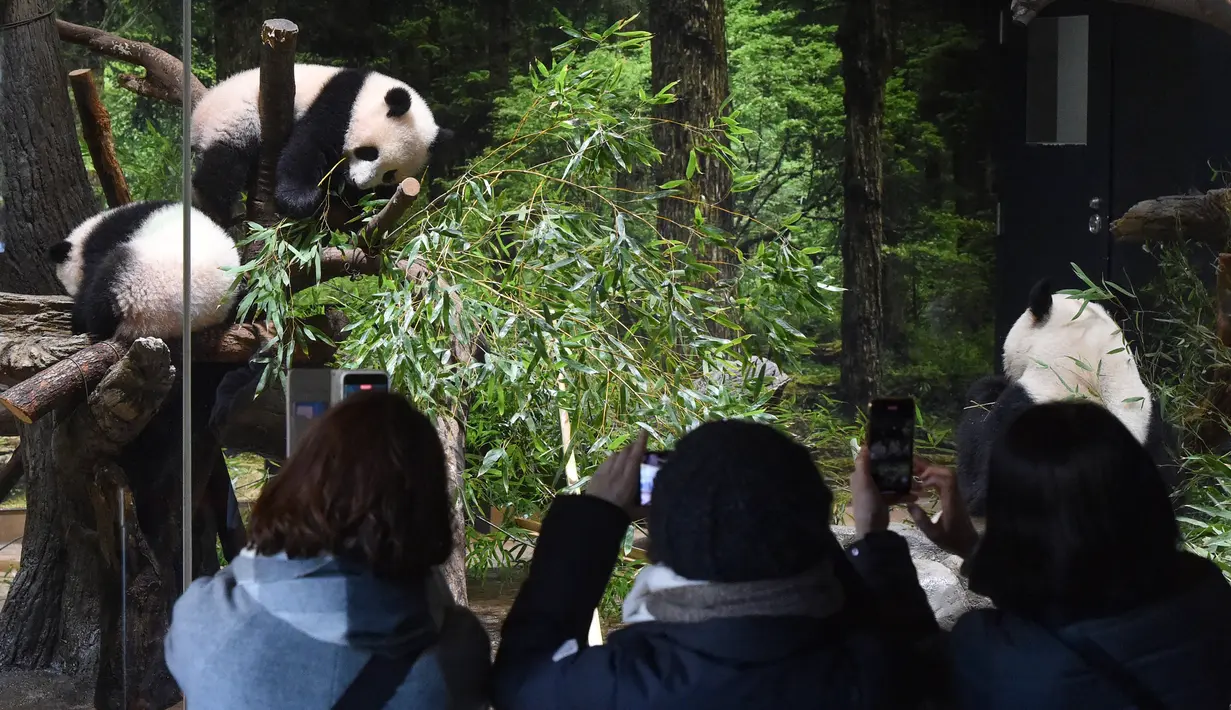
[2,0,1227,617]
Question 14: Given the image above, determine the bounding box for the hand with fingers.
[906,457,979,559]
[850,445,919,540]
[586,430,650,521]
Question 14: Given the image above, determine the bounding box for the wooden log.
[357,177,421,252]
[248,19,299,228]
[1110,188,1231,248]
[55,19,207,108]
[0,341,127,424]
[68,68,131,208]
[1218,254,1231,348]
[0,316,342,426]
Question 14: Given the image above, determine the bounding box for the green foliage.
[1061,255,1231,577]
[237,19,830,610]
[75,64,182,203]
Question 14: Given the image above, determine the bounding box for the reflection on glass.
[1026,15,1090,145]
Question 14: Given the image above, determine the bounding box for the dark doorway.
[997,0,1113,354]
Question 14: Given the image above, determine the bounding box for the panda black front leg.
[193,142,254,228]
[274,126,337,220]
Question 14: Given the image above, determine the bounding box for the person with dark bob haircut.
[165,391,491,710]
[905,400,1231,709]
[492,420,941,710]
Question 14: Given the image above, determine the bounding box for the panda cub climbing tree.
[191,64,448,226]
[956,279,1173,516]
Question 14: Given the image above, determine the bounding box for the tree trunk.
[213,0,269,81]
[0,1,98,294]
[649,0,736,335]
[837,0,892,410]
[437,414,469,608]
[0,339,184,710]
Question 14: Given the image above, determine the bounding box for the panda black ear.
[385,87,412,118]
[1028,278,1053,322]
[47,241,71,264]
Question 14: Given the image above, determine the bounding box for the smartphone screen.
[340,373,390,399]
[867,398,916,495]
[640,451,668,506]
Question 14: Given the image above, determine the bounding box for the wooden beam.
[68,68,132,209]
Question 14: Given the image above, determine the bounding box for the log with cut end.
[1110,188,1231,248]
[248,19,299,228]
[0,317,341,426]
[69,68,132,208]
[357,177,421,252]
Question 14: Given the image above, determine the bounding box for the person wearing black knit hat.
[492,419,943,710]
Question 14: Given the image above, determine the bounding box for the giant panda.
[190,64,446,225]
[47,200,249,565]
[956,279,1173,516]
[47,200,240,341]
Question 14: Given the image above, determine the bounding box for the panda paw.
[275,183,325,220]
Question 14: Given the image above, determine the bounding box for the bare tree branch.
[55,19,207,108]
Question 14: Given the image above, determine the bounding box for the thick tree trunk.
[837,0,892,410]
[0,1,98,294]
[649,0,737,335]
[0,340,183,710]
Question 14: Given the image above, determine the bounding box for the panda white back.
[1002,288,1152,444]
[191,64,343,153]
[50,201,240,342]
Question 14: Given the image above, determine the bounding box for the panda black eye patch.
[353,147,379,162]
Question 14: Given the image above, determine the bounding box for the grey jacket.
[165,550,490,709]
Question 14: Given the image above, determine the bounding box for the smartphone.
[867,397,916,495]
[639,451,669,506]
[339,371,390,399]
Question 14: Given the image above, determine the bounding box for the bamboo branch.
[55,19,206,108]
[248,19,299,228]
[69,68,132,208]
[285,179,424,291]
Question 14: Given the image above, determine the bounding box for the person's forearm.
[497,495,630,656]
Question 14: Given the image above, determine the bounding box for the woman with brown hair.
[166,391,490,710]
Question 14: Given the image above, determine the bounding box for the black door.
[996,0,1112,360]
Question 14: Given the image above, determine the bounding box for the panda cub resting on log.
[47,200,240,341]
[46,200,248,563]
[956,279,1173,516]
